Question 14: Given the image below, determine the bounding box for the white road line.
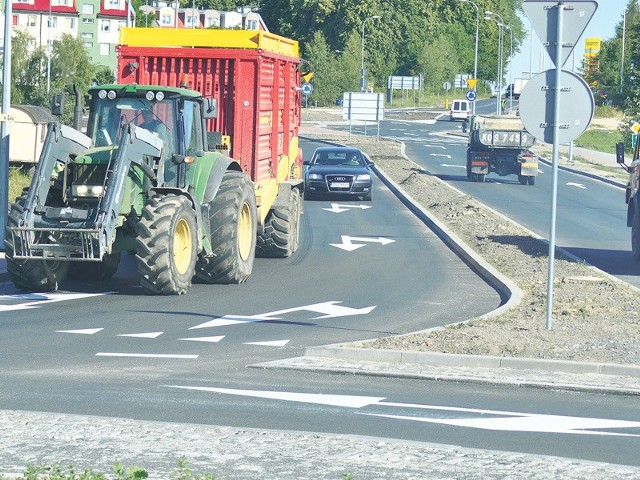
[56,328,104,335]
[179,336,225,343]
[243,340,290,347]
[96,353,198,359]
[118,332,164,339]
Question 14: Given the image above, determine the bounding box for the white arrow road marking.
[163,386,385,408]
[323,203,373,213]
[118,332,164,339]
[190,301,376,329]
[424,145,447,150]
[430,153,452,159]
[56,328,104,335]
[440,164,466,169]
[243,340,290,347]
[0,292,109,312]
[567,182,587,189]
[162,386,640,437]
[96,353,198,359]
[179,336,225,343]
[330,235,395,251]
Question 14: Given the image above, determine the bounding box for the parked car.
[303,146,374,201]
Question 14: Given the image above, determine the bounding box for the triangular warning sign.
[467,78,478,90]
[523,1,598,68]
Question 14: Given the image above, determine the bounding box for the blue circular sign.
[302,83,313,95]
[466,89,477,102]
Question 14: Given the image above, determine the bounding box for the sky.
[510,1,627,80]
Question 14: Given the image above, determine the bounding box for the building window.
[207,18,219,27]
[246,19,258,30]
[186,15,197,27]
[82,4,94,14]
[100,43,110,56]
[27,15,36,26]
[84,41,93,48]
[15,0,28,3]
[68,18,75,28]
[82,32,93,39]
[47,17,57,28]
[160,14,172,25]
[100,20,110,32]
[108,0,120,7]
[82,18,95,24]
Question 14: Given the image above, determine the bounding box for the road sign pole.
[546,2,564,331]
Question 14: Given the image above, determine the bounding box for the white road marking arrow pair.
[323,203,372,213]
[330,235,395,251]
[567,182,587,189]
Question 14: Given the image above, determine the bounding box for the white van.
[450,99,471,121]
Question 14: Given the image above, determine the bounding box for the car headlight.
[308,173,323,180]
[72,185,104,197]
[356,174,371,181]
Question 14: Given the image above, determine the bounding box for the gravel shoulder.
[302,109,640,367]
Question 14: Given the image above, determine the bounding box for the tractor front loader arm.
[95,123,164,252]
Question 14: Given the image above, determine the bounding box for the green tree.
[8,30,48,106]
[417,33,459,94]
[305,31,341,106]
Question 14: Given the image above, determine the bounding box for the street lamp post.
[361,15,380,92]
[485,11,506,115]
[459,0,479,115]
[504,24,513,111]
[46,2,52,94]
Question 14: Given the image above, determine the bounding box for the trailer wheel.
[5,197,69,291]
[69,252,121,281]
[632,206,640,260]
[518,175,527,185]
[135,195,197,295]
[256,187,301,258]
[196,172,257,283]
[527,176,536,186]
[471,173,485,182]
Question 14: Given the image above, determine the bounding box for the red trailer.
[116,28,303,224]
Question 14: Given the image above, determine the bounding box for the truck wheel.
[5,197,69,291]
[196,172,257,283]
[632,207,640,260]
[135,195,197,295]
[69,252,121,281]
[256,187,301,258]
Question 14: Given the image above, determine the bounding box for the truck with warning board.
[4,28,304,294]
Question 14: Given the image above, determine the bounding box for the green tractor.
[5,84,257,295]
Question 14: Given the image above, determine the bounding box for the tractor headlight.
[107,90,117,100]
[98,90,107,99]
[72,185,104,197]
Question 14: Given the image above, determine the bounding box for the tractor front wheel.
[5,197,69,292]
[135,195,198,295]
[196,172,257,284]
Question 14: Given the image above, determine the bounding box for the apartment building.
[6,1,267,71]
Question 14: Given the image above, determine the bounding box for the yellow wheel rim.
[173,218,192,275]
[238,202,253,261]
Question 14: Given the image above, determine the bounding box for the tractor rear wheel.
[196,172,257,284]
[5,197,69,291]
[256,187,301,258]
[135,194,197,295]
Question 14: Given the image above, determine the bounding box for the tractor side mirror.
[616,142,626,164]
[51,94,65,116]
[203,98,218,119]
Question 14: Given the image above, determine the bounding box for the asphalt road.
[2,136,640,468]
[340,99,639,288]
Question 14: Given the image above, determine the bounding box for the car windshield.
[313,151,364,166]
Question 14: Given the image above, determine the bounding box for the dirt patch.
[302,117,640,366]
